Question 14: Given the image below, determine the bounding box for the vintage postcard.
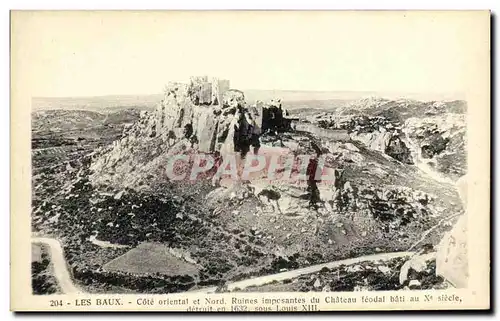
[10,10,490,311]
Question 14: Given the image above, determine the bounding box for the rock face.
[385,136,413,164]
[351,130,413,165]
[90,77,236,188]
[403,114,466,181]
[307,113,414,165]
[305,98,467,181]
[435,215,468,288]
[159,77,229,153]
[435,175,468,288]
[90,77,297,189]
[250,182,313,217]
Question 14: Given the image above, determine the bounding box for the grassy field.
[103,242,200,276]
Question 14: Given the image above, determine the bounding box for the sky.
[12,11,488,98]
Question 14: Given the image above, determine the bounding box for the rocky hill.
[303,97,467,182]
[81,79,463,287]
[32,110,108,133]
[32,77,467,293]
[338,97,467,120]
[89,77,286,190]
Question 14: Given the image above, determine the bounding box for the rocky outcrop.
[435,215,468,288]
[338,97,467,121]
[435,175,468,288]
[333,178,435,230]
[90,77,237,188]
[397,175,468,289]
[303,100,466,180]
[156,77,229,153]
[350,131,413,165]
[403,114,466,181]
[385,136,413,164]
[90,77,298,190]
[250,182,313,217]
[306,113,414,165]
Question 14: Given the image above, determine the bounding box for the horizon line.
[32,89,465,101]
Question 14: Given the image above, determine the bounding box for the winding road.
[32,236,413,294]
[191,251,414,293]
[32,237,82,294]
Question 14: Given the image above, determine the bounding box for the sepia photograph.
[10,10,490,311]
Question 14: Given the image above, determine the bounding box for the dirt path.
[33,235,413,295]
[32,237,82,294]
[191,251,414,293]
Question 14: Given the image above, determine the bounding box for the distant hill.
[32,110,108,132]
[32,109,142,134]
[243,89,464,104]
[32,89,464,113]
[337,97,467,122]
[32,95,162,113]
[31,90,356,111]
[243,90,369,103]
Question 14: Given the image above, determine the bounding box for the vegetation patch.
[31,243,60,295]
[103,242,200,276]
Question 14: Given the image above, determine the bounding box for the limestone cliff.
[89,77,290,190]
[89,77,237,189]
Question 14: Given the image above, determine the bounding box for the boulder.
[408,279,421,289]
[250,182,313,217]
[378,265,391,274]
[399,252,436,285]
[343,142,359,152]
